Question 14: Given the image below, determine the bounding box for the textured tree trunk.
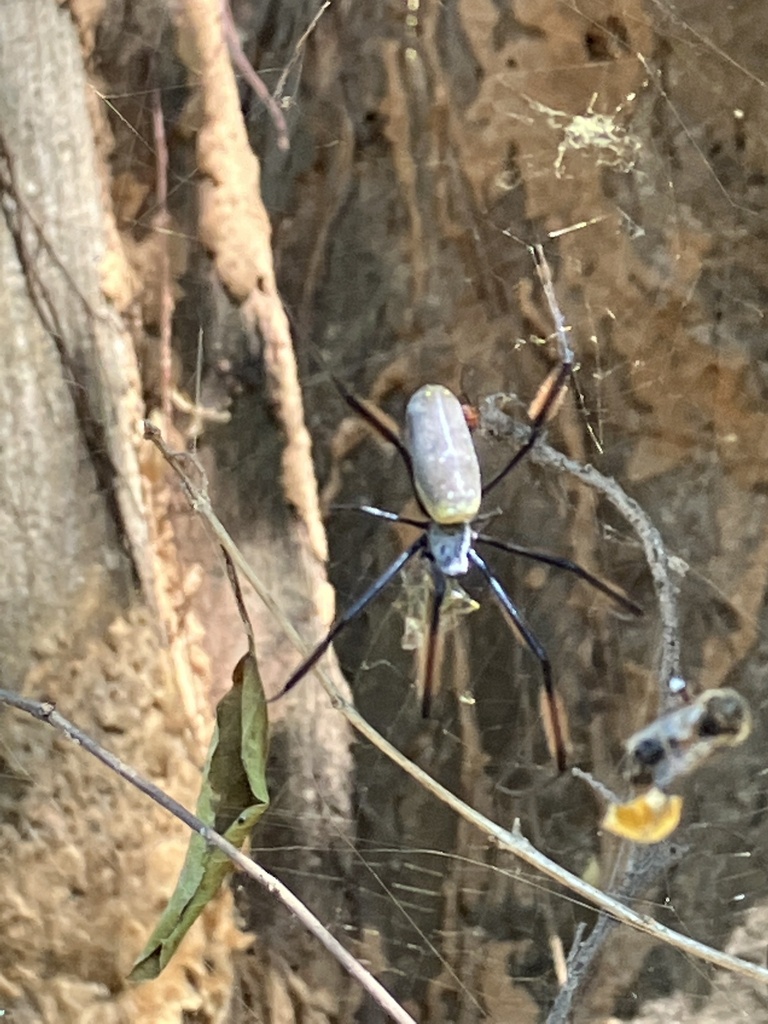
[0,0,146,681]
[0,3,245,1021]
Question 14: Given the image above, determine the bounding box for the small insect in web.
[271,248,642,771]
[393,558,480,653]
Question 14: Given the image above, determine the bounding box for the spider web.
[34,1,768,1021]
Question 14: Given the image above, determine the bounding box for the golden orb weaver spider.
[271,328,641,771]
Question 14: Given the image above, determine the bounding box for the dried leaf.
[602,788,683,844]
[129,652,269,981]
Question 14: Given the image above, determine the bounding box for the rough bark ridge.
[0,2,243,1021]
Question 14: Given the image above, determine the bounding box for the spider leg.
[330,376,429,517]
[332,504,428,529]
[468,548,567,772]
[482,247,575,499]
[473,533,642,616]
[420,562,447,718]
[481,360,571,499]
[270,535,426,702]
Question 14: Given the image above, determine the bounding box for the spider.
[272,281,642,771]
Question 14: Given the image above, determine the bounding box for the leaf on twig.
[129,651,269,981]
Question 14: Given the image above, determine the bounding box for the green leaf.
[129,652,269,981]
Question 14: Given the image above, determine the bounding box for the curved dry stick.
[480,397,705,1021]
[0,688,415,1024]
[143,424,768,988]
[273,2,331,103]
[480,396,682,700]
[220,0,290,152]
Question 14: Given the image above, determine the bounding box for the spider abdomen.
[405,384,482,524]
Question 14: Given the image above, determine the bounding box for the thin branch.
[480,395,683,701]
[532,243,574,365]
[220,0,290,151]
[221,544,256,656]
[143,422,768,987]
[273,1,331,103]
[0,688,415,1024]
[546,842,686,1024]
[481,395,691,1013]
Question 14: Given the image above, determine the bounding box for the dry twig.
[481,398,683,697]
[220,0,290,152]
